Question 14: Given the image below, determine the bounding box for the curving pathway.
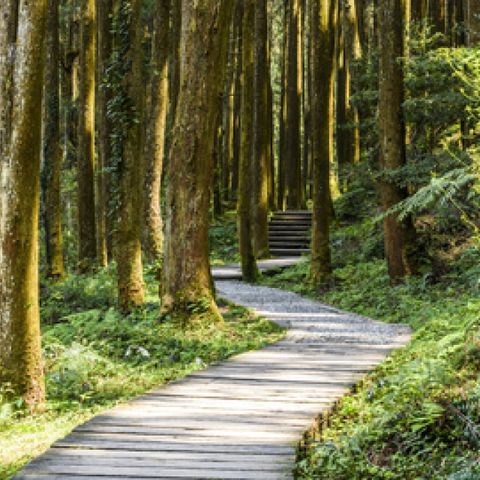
[15,264,411,480]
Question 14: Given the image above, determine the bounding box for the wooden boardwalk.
[16,275,410,480]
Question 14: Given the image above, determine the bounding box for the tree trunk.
[231,1,244,199]
[162,0,234,323]
[112,0,145,311]
[310,0,335,288]
[238,0,260,282]
[285,0,303,209]
[252,0,270,258]
[144,0,170,263]
[0,0,47,410]
[77,0,97,272]
[278,0,289,210]
[42,0,65,280]
[96,0,113,268]
[377,0,417,283]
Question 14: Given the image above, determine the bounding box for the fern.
[381,168,476,224]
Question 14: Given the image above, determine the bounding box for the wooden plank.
[22,462,293,478]
[53,438,294,455]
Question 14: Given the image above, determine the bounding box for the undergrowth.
[209,211,239,265]
[0,266,284,480]
[263,229,480,479]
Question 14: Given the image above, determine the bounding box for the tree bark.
[252,0,270,258]
[77,0,97,272]
[113,0,145,311]
[285,0,303,209]
[278,0,289,210]
[162,0,234,323]
[144,0,170,263]
[238,0,260,282]
[42,0,65,280]
[0,0,47,410]
[377,0,417,283]
[310,0,336,288]
[96,0,113,268]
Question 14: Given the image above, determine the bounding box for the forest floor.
[260,220,480,479]
[0,266,284,480]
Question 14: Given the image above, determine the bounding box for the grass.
[0,265,284,480]
[262,227,480,479]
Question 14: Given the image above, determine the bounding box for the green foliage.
[40,266,117,324]
[264,239,480,480]
[209,211,240,265]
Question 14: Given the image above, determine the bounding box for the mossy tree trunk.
[377,0,417,283]
[144,0,170,264]
[161,0,234,323]
[77,0,97,272]
[96,0,113,268]
[42,0,65,280]
[231,0,244,200]
[285,0,303,209]
[310,0,336,288]
[238,0,260,282]
[112,0,145,312]
[252,0,270,259]
[0,0,47,411]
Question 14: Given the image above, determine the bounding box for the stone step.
[273,210,312,217]
[269,222,312,230]
[269,236,310,243]
[270,248,310,257]
[269,240,310,247]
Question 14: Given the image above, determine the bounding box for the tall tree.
[161,0,234,322]
[144,0,171,263]
[310,0,336,287]
[278,0,289,210]
[377,0,416,282]
[285,0,303,209]
[0,0,47,410]
[337,0,361,190]
[42,0,65,280]
[239,0,260,281]
[111,0,145,311]
[96,0,114,267]
[231,1,244,200]
[252,0,270,258]
[77,0,97,272]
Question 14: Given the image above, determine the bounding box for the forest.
[1,0,480,479]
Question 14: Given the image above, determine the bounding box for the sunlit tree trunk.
[144,0,170,264]
[310,0,336,288]
[77,0,97,272]
[377,0,417,283]
[42,0,65,280]
[0,0,47,410]
[162,0,234,323]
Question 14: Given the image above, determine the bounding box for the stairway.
[269,210,312,257]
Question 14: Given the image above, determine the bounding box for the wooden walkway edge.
[15,265,411,480]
